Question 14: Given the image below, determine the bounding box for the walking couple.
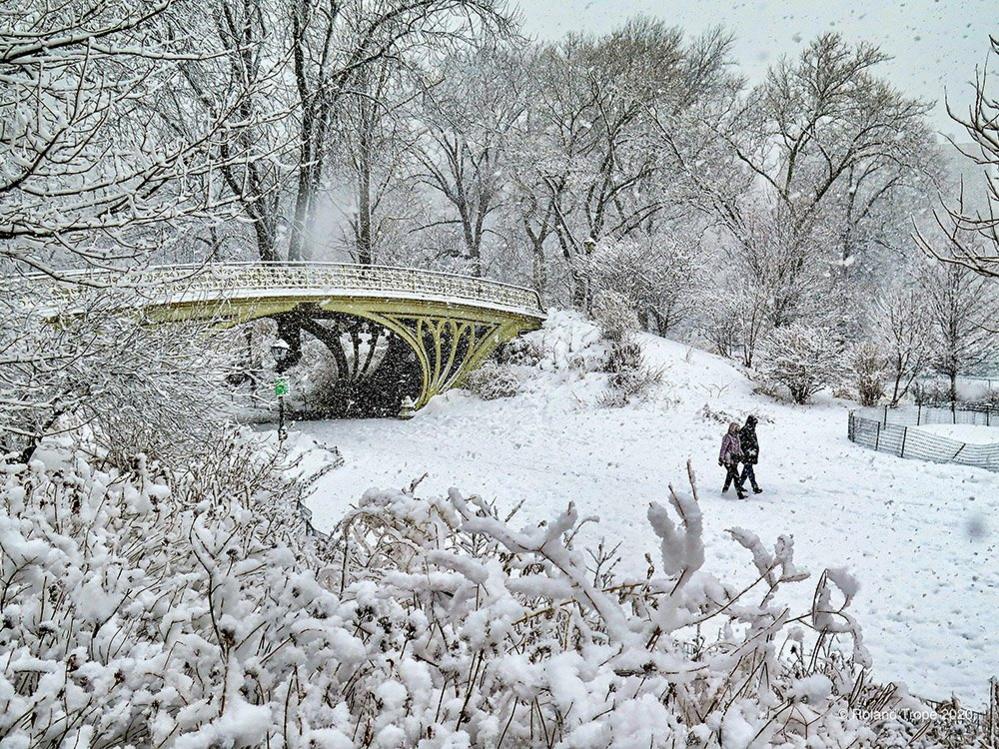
[718,416,763,499]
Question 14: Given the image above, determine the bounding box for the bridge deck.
[13,262,546,320]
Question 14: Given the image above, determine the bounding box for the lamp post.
[271,339,290,441]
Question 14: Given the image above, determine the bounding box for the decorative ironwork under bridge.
[20,262,546,417]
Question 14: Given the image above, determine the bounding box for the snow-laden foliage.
[869,286,930,407]
[591,291,640,344]
[511,309,608,373]
[1,436,961,747]
[757,325,844,405]
[588,233,701,335]
[587,294,663,407]
[462,360,522,400]
[851,343,889,407]
[0,289,237,468]
[0,431,336,747]
[599,340,663,408]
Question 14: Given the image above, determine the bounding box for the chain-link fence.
[848,405,999,472]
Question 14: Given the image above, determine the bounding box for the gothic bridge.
[25,262,545,417]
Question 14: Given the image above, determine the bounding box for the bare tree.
[662,34,934,339]
[0,1,260,274]
[523,19,735,306]
[869,285,930,407]
[164,0,511,265]
[915,35,999,278]
[335,62,420,265]
[410,42,527,276]
[920,262,997,404]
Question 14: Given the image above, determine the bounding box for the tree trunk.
[356,112,374,265]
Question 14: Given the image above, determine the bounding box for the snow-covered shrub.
[0,438,966,747]
[699,403,741,425]
[911,380,951,406]
[599,339,662,407]
[588,232,700,334]
[0,430,339,747]
[495,335,544,367]
[462,360,522,400]
[851,343,888,407]
[979,387,999,409]
[831,384,856,401]
[603,338,643,373]
[519,309,608,373]
[601,361,663,407]
[757,324,843,404]
[696,276,771,368]
[0,291,238,469]
[592,289,639,342]
[334,463,960,747]
[752,379,792,403]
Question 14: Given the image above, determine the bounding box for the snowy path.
[298,334,999,703]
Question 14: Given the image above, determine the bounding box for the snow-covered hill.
[300,313,999,702]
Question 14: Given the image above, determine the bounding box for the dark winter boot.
[753,486,763,494]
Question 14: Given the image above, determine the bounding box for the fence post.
[883,405,888,427]
[987,677,998,748]
[900,427,908,458]
[875,422,881,451]
[917,403,922,426]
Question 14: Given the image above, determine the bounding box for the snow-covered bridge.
[21,262,546,416]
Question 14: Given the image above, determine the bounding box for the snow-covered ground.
[298,318,999,704]
[912,422,999,445]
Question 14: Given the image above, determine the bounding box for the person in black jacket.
[739,415,763,494]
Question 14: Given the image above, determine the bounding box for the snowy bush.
[911,380,952,407]
[588,233,701,334]
[831,384,856,401]
[495,335,544,367]
[699,404,741,425]
[0,292,238,469]
[980,387,999,409]
[601,362,663,408]
[0,435,968,747]
[599,339,662,407]
[603,339,643,373]
[851,343,888,407]
[757,324,843,404]
[519,309,608,373]
[462,360,522,400]
[592,290,639,343]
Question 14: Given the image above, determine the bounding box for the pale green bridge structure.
[25,262,546,417]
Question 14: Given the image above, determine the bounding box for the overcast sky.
[517,0,994,140]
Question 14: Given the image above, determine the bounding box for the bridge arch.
[24,262,545,416]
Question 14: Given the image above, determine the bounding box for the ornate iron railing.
[10,262,546,319]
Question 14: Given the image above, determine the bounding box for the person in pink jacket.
[718,421,747,499]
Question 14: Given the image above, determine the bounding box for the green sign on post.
[274,378,289,397]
